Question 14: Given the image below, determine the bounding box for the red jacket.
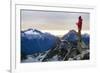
[76,16,83,31]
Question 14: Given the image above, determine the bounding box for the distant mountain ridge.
[21,28,90,56]
[21,28,58,55]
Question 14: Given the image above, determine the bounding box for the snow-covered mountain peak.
[24,28,42,35]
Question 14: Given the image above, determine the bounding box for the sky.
[21,10,90,31]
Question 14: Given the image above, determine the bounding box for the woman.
[76,16,83,35]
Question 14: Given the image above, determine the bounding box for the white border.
[11,3,96,73]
